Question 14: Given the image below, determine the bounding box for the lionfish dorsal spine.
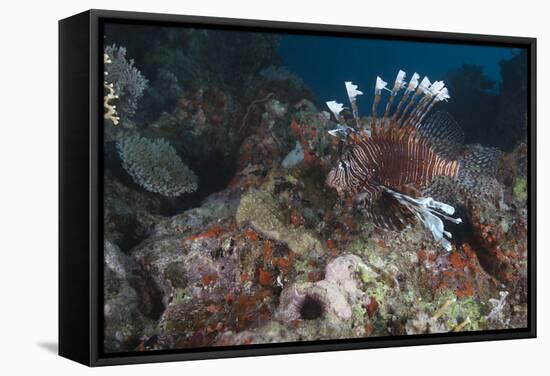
[381,70,407,129]
[369,76,387,135]
[394,73,420,125]
[408,80,450,128]
[418,86,450,126]
[326,100,345,124]
[325,70,450,144]
[345,81,363,130]
[396,76,430,126]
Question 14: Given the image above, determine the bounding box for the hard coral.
[103,53,120,125]
[117,134,198,197]
[104,44,148,123]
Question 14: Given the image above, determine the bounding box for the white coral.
[103,53,120,125]
[104,82,120,125]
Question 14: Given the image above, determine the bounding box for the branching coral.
[117,134,198,197]
[104,53,120,125]
[104,44,148,123]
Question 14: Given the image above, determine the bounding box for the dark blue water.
[279,34,516,104]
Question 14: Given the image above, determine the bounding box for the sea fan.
[104,44,148,123]
[117,134,198,197]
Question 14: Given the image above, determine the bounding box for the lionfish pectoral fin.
[385,188,462,252]
[357,186,417,231]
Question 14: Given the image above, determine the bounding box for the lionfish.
[325,71,500,251]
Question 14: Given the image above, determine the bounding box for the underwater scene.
[102,22,529,353]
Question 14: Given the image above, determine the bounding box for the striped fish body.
[364,137,459,188]
[347,131,458,191]
[327,115,461,199]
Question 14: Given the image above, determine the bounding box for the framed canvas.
[59,9,536,366]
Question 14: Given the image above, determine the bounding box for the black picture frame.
[59,9,537,367]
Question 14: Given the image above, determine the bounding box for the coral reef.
[102,28,529,352]
[104,44,148,124]
[103,53,120,125]
[117,135,198,197]
[104,131,528,350]
[104,139,528,350]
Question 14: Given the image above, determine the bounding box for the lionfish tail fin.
[457,146,501,197]
[326,70,451,142]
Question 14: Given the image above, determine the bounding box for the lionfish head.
[326,155,358,196]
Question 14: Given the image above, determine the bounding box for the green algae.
[352,303,367,327]
[357,263,374,284]
[421,290,486,331]
[513,176,528,202]
[294,259,312,283]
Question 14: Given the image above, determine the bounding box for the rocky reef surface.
[102,28,529,353]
